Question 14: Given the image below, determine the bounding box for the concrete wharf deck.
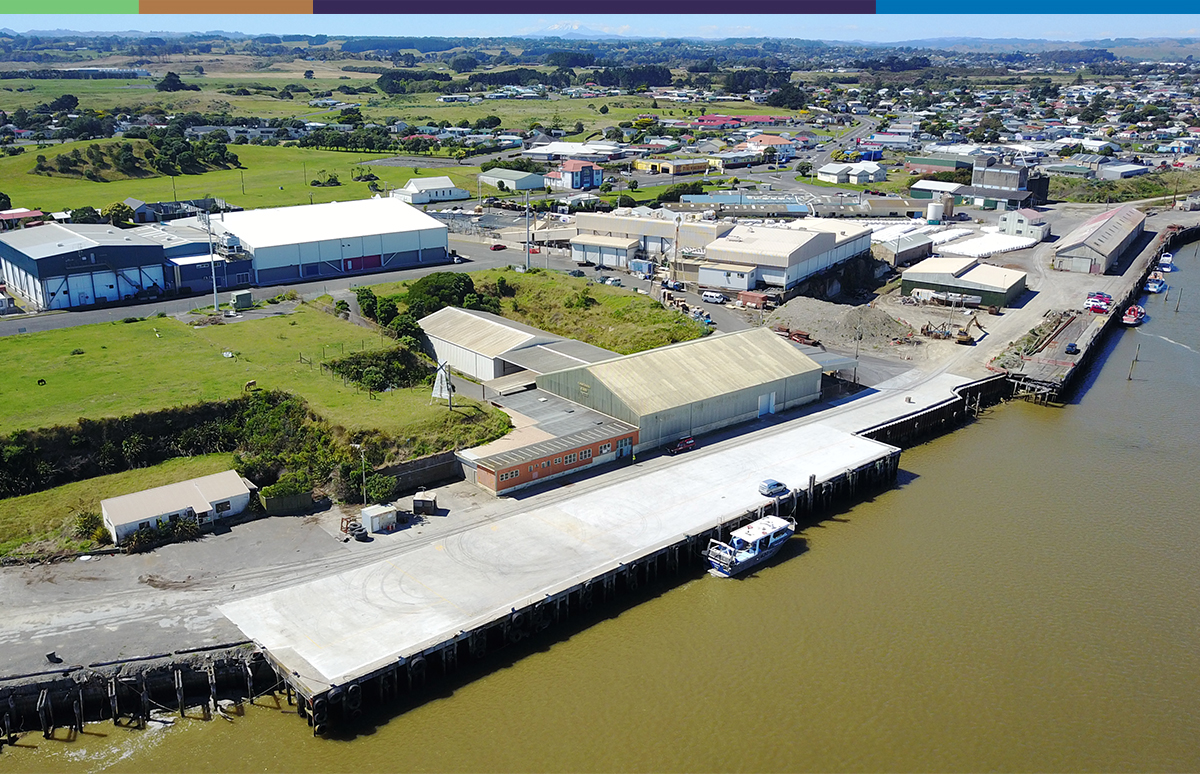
[220,422,900,706]
[1012,223,1191,400]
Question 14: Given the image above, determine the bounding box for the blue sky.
[3,14,1200,42]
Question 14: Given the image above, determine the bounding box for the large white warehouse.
[209,198,448,285]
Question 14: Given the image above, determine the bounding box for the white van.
[702,291,728,304]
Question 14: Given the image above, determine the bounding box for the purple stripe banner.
[315,0,875,11]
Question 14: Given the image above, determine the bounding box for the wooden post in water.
[1176,287,1183,312]
[1128,343,1140,380]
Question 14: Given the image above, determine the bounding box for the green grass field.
[0,453,235,556]
[0,303,505,438]
[1,59,814,133]
[1,142,484,212]
[369,268,707,354]
[793,167,913,194]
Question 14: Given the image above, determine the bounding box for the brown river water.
[9,243,1200,773]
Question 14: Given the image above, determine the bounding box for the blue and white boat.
[1145,272,1168,294]
[705,515,795,578]
[1158,252,1174,271]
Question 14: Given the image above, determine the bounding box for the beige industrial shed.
[573,211,734,257]
[101,470,253,545]
[419,306,617,382]
[535,327,822,451]
[900,256,1028,308]
[701,222,871,290]
[1053,204,1145,274]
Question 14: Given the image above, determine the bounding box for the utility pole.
[671,215,681,287]
[240,170,245,196]
[525,190,531,271]
[203,211,218,315]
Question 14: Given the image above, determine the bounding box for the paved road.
[0,235,552,338]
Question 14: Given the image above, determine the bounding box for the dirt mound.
[766,296,916,354]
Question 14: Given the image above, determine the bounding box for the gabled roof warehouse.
[536,327,822,450]
[1052,204,1145,274]
[900,255,1028,307]
[419,307,617,382]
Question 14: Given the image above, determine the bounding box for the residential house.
[546,160,603,191]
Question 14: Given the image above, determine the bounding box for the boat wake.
[1139,330,1200,355]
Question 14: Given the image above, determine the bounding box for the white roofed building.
[477,168,545,191]
[202,198,449,285]
[521,141,623,163]
[418,306,617,383]
[390,176,471,205]
[699,221,871,291]
[998,209,1051,241]
[101,470,254,544]
[817,162,887,184]
[900,255,1027,307]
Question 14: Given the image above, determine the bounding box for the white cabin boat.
[1158,252,1174,271]
[705,515,795,578]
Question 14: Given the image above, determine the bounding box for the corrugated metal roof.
[0,223,160,260]
[902,256,977,278]
[101,470,249,528]
[1055,204,1144,257]
[478,168,542,183]
[570,234,640,249]
[403,176,459,191]
[581,328,820,416]
[500,339,619,374]
[211,198,445,250]
[708,225,827,267]
[910,180,964,193]
[958,264,1026,292]
[130,222,211,247]
[420,307,555,359]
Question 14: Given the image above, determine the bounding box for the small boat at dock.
[705,515,795,578]
[1122,305,1146,326]
[1145,272,1168,294]
[1158,253,1174,271]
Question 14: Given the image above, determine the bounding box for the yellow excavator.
[955,314,986,345]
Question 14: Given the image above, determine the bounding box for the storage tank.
[926,201,944,224]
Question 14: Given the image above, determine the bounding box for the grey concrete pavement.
[0,353,973,678]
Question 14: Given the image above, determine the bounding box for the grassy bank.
[0,303,507,439]
[370,267,708,354]
[1048,169,1200,203]
[0,453,235,556]
[1,142,483,212]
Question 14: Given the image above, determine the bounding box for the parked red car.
[490,244,506,251]
[666,436,696,455]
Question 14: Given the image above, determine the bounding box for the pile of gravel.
[766,296,916,353]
